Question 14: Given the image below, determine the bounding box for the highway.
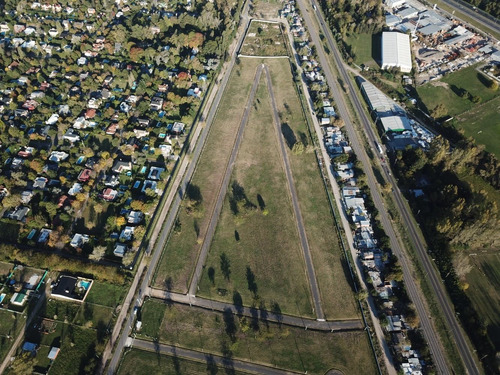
[131,339,299,375]
[440,0,500,38]
[102,2,252,372]
[149,287,363,331]
[264,64,325,321]
[294,0,482,374]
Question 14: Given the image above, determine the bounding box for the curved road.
[264,64,325,321]
[304,0,480,373]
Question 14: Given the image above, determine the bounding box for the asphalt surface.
[131,339,299,375]
[188,64,264,296]
[103,3,252,373]
[440,0,500,37]
[149,287,362,331]
[305,1,481,374]
[264,65,325,321]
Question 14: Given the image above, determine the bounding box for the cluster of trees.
[393,136,500,372]
[461,0,500,18]
[318,0,385,36]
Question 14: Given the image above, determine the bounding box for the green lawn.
[266,59,359,319]
[139,298,167,339]
[153,59,264,293]
[417,64,500,155]
[417,64,500,116]
[465,253,500,351]
[73,303,114,328]
[197,73,314,317]
[118,348,251,375]
[344,33,379,68]
[84,281,126,308]
[455,96,500,157]
[138,301,376,375]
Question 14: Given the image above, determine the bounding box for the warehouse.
[381,32,412,73]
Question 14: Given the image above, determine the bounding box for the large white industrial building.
[381,31,412,73]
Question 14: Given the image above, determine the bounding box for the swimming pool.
[77,280,91,290]
[76,156,85,165]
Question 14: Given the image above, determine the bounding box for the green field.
[344,33,379,68]
[197,73,314,316]
[455,96,500,157]
[118,348,251,375]
[137,300,376,375]
[240,21,288,56]
[153,59,263,293]
[465,253,500,350]
[267,59,359,319]
[84,281,126,308]
[417,65,500,155]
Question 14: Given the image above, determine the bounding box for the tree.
[430,103,447,119]
[115,216,126,227]
[220,252,231,280]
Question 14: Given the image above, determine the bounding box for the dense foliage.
[461,0,500,19]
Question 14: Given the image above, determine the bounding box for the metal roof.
[381,32,412,73]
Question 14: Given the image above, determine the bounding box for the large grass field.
[464,253,500,351]
[266,59,359,319]
[239,21,288,56]
[417,64,500,156]
[153,59,264,293]
[136,300,376,375]
[197,72,314,316]
[118,348,251,375]
[343,33,379,68]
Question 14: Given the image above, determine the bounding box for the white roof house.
[381,32,412,73]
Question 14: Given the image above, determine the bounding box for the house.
[106,123,118,135]
[58,195,70,208]
[137,118,150,128]
[159,144,172,157]
[133,129,149,138]
[187,87,202,98]
[22,342,37,354]
[78,168,92,182]
[119,226,134,242]
[38,228,52,244]
[150,96,164,111]
[49,151,69,163]
[68,183,83,196]
[148,166,165,180]
[4,206,30,221]
[111,159,132,174]
[51,275,92,302]
[70,233,89,248]
[102,188,118,201]
[33,177,48,189]
[141,180,158,193]
[386,315,403,332]
[114,243,127,257]
[20,190,34,204]
[85,109,96,119]
[127,210,144,224]
[171,122,185,135]
[104,174,120,187]
[63,128,80,143]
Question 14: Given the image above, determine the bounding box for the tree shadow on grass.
[281,123,297,149]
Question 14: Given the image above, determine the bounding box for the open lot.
[136,300,376,375]
[343,33,380,68]
[455,96,500,157]
[197,72,314,316]
[153,59,263,293]
[266,59,359,319]
[118,348,251,375]
[464,253,500,351]
[251,0,282,19]
[239,20,288,56]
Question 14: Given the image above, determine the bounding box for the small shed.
[48,347,60,361]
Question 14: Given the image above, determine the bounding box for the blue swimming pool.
[77,280,91,290]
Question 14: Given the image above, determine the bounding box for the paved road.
[306,1,480,374]
[149,287,362,331]
[440,0,500,38]
[188,64,264,296]
[131,339,299,375]
[103,3,252,373]
[263,65,325,321]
